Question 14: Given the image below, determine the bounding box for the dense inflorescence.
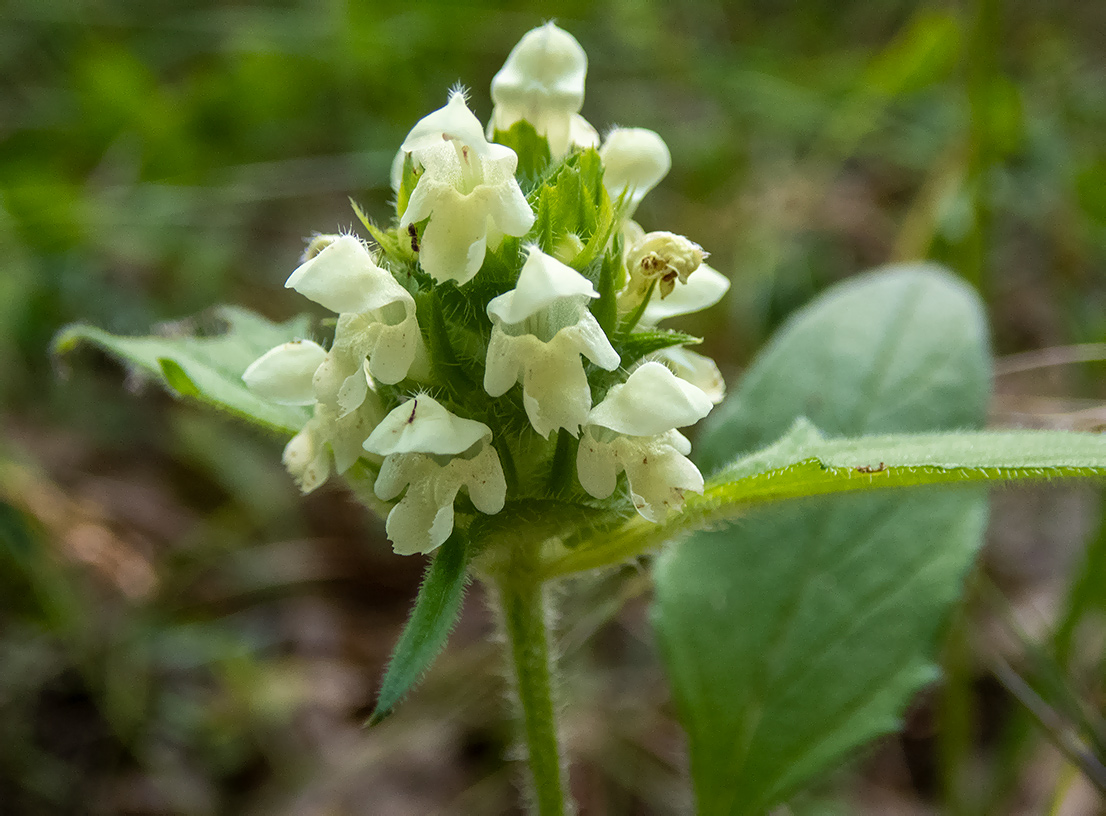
[242,22,730,555]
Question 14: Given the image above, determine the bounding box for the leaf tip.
[365,706,392,728]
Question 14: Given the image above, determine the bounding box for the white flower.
[364,396,507,555]
[485,247,620,438]
[243,338,384,494]
[399,91,535,285]
[242,339,328,405]
[285,235,421,400]
[650,345,725,404]
[577,362,712,521]
[599,128,671,215]
[281,399,382,494]
[488,22,599,157]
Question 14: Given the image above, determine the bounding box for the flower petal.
[489,22,589,157]
[642,262,731,324]
[487,246,597,324]
[412,187,490,284]
[242,340,327,405]
[576,427,619,499]
[587,361,713,436]
[402,90,491,159]
[364,396,490,457]
[654,346,725,404]
[619,432,704,521]
[282,424,330,493]
[600,128,671,213]
[285,235,406,315]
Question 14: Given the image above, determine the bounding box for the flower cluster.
[244,23,730,555]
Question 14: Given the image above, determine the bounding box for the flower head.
[399,91,535,285]
[488,22,599,157]
[242,24,729,550]
[364,396,506,554]
[485,247,620,438]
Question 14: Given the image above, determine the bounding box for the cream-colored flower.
[243,338,384,494]
[577,362,712,521]
[485,247,620,437]
[640,261,730,324]
[650,346,725,405]
[488,22,599,157]
[638,257,731,404]
[599,128,671,215]
[364,396,506,554]
[285,235,421,402]
[242,339,328,405]
[281,399,382,494]
[399,91,534,285]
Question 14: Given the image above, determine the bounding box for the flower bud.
[599,128,671,214]
[489,22,598,156]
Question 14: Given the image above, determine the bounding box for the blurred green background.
[3,1,1106,813]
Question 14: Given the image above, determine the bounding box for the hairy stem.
[494,549,570,816]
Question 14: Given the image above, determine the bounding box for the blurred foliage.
[2,0,1106,813]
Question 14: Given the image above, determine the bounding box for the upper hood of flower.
[364,395,491,457]
[587,361,713,437]
[285,236,410,316]
[600,128,671,213]
[242,339,327,405]
[491,22,588,118]
[487,246,598,325]
[401,90,492,159]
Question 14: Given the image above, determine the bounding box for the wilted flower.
[623,230,706,302]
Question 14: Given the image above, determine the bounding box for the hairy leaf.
[652,263,994,814]
[53,307,313,435]
[368,532,470,725]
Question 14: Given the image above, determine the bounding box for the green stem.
[494,552,569,816]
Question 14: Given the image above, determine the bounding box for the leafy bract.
[368,531,470,725]
[652,263,993,814]
[53,306,313,435]
[545,423,1106,577]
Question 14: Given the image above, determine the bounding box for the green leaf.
[652,262,994,814]
[543,425,1106,578]
[368,531,470,725]
[613,328,701,368]
[53,306,312,435]
[395,150,421,218]
[351,198,412,264]
[697,263,991,474]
